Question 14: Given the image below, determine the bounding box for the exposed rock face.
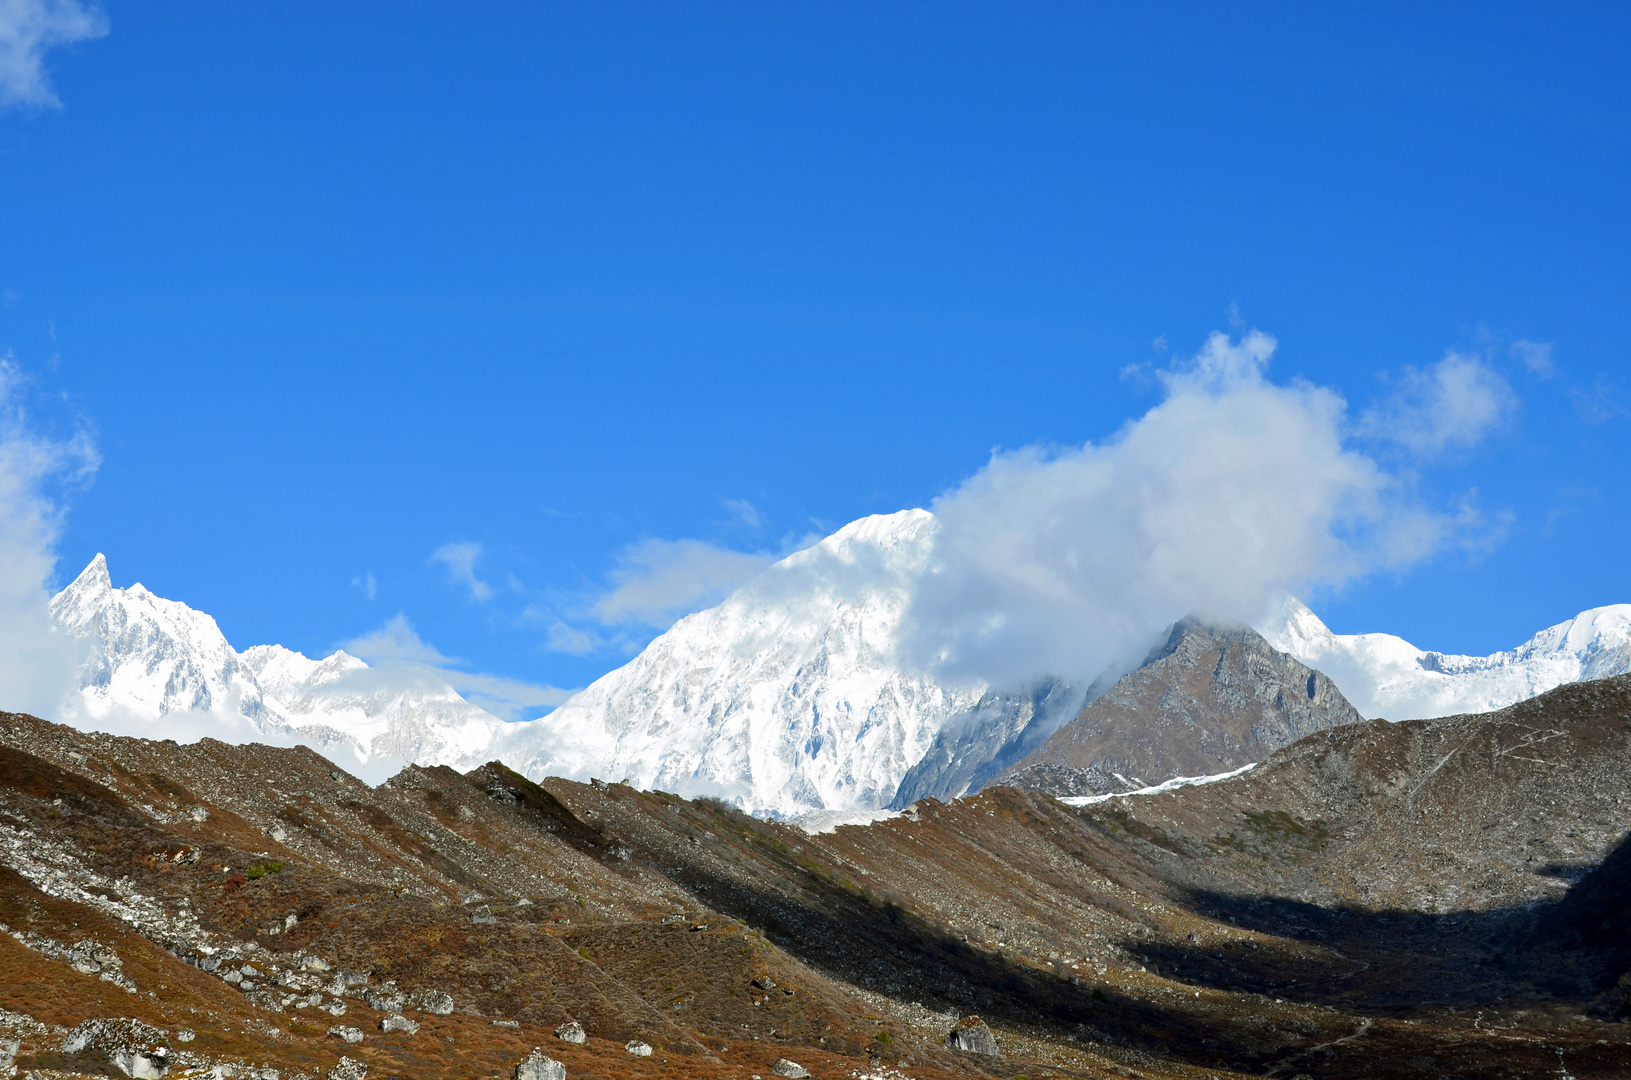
[945,1015,1000,1056]
[623,1040,652,1056]
[553,1020,586,1044]
[1001,617,1361,796]
[379,1014,418,1034]
[514,1050,566,1080]
[889,678,1083,807]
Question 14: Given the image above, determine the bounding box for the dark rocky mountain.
[1,674,1628,1080]
[1000,617,1363,796]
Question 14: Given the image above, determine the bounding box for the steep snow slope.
[1259,594,1631,720]
[498,511,1016,818]
[50,555,505,768]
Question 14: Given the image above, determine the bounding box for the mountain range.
[42,511,1631,816]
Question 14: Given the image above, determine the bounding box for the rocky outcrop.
[944,1015,1000,1056]
[553,1020,586,1044]
[1000,617,1361,796]
[514,1050,566,1080]
[771,1058,810,1078]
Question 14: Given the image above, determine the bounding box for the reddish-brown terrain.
[1,674,1628,1080]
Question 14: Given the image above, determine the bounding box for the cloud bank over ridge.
[897,330,1510,690]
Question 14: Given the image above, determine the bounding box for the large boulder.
[554,1020,587,1044]
[945,1015,1001,1057]
[771,1059,809,1078]
[514,1049,567,1080]
[624,1040,653,1057]
[328,1057,367,1080]
[416,990,456,1016]
[380,1014,418,1035]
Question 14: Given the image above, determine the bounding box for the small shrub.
[874,1030,892,1044]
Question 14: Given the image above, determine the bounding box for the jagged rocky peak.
[46,554,503,771]
[999,615,1362,798]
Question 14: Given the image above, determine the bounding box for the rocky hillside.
[1,676,1628,1080]
[999,618,1362,797]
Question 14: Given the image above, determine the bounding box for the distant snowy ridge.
[1258,594,1631,721]
[49,554,507,772]
[42,528,1631,819]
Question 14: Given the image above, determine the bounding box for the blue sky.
[2,2,1628,708]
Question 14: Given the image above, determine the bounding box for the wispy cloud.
[0,0,107,109]
[1569,376,1629,426]
[592,538,773,628]
[721,497,766,532]
[429,541,493,602]
[1510,338,1554,377]
[344,614,574,720]
[350,572,377,600]
[1358,350,1516,458]
[0,357,98,718]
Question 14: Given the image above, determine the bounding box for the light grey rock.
[771,1059,809,1078]
[328,1026,363,1044]
[624,1040,652,1057]
[328,1055,367,1080]
[363,986,404,1012]
[0,1038,19,1077]
[416,990,455,1016]
[553,1020,586,1044]
[111,1048,171,1078]
[320,999,347,1016]
[379,1014,418,1035]
[945,1015,1001,1057]
[174,1030,195,1043]
[514,1050,566,1080]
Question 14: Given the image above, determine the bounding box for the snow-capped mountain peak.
[1258,593,1631,720]
[495,509,1014,818]
[49,556,505,772]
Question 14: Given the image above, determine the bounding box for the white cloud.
[0,358,98,719]
[350,571,377,600]
[898,330,1489,690]
[0,0,107,109]
[1511,338,1554,377]
[593,538,774,627]
[343,613,573,721]
[429,540,493,602]
[1358,350,1516,457]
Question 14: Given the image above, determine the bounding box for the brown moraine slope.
[1,674,1629,1080]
